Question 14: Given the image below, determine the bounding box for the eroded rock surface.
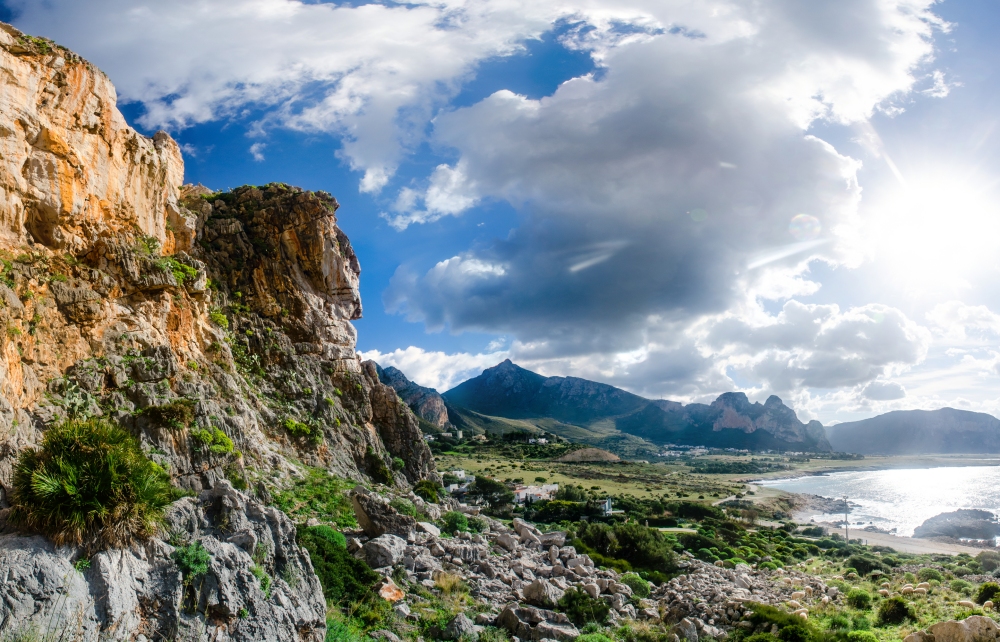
[0,482,325,641]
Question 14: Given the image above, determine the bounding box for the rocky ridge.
[0,22,436,640]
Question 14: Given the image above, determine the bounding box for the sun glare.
[865,169,1000,291]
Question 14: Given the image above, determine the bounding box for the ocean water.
[758,465,1000,537]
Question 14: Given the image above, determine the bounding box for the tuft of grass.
[209,310,229,329]
[9,418,175,549]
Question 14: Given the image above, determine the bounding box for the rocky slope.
[0,22,435,641]
[348,488,837,641]
[444,360,832,452]
[826,408,1000,454]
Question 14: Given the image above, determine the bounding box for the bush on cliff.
[297,525,378,604]
[9,418,175,549]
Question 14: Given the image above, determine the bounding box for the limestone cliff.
[376,363,451,429]
[0,22,435,641]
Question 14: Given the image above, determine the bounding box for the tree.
[467,476,514,509]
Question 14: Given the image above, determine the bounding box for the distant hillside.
[375,364,450,429]
[443,360,832,453]
[554,448,621,462]
[827,408,1000,454]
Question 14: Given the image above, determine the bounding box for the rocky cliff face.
[0,22,435,641]
[376,363,450,429]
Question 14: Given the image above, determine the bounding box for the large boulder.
[928,616,1000,642]
[364,535,407,569]
[445,613,478,641]
[914,510,1000,540]
[523,578,565,608]
[352,488,417,538]
[496,604,579,642]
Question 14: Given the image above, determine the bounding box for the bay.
[758,465,1000,537]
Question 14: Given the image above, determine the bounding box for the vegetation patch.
[190,427,235,455]
[282,417,323,445]
[271,467,357,528]
[297,524,378,603]
[9,418,175,549]
[140,399,196,430]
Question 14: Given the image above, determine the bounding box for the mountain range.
[379,359,1000,456]
[382,359,833,454]
[826,408,1000,454]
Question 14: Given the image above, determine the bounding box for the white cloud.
[249,142,266,162]
[383,163,480,229]
[360,346,509,392]
[861,380,906,400]
[8,0,662,192]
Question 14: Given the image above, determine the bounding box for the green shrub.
[620,572,651,598]
[9,418,175,549]
[172,540,211,582]
[389,498,417,518]
[846,588,872,610]
[413,479,439,503]
[297,525,378,603]
[190,427,234,454]
[847,632,879,642]
[441,511,469,533]
[209,310,229,329]
[251,564,272,597]
[852,614,872,631]
[282,417,322,445]
[759,561,779,570]
[877,597,915,625]
[917,567,943,582]
[744,635,780,642]
[951,579,973,594]
[976,582,1000,605]
[847,554,887,577]
[306,525,346,549]
[778,625,811,642]
[468,516,488,533]
[391,456,405,471]
[576,635,614,642]
[827,615,850,630]
[557,588,610,626]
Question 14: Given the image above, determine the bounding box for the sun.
[863,167,1000,292]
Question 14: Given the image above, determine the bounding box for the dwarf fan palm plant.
[9,418,174,550]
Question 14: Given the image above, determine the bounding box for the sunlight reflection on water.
[758,465,1000,537]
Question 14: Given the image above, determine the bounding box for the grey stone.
[352,488,417,538]
[523,579,565,608]
[446,613,478,641]
[364,535,407,568]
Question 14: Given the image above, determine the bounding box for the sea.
[757,465,1000,537]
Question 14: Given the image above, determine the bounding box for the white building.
[450,469,467,480]
[537,438,548,445]
[514,483,559,504]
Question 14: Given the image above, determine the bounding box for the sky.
[5,0,1000,424]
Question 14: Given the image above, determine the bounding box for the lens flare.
[789,214,822,241]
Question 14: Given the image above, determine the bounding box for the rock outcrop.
[913,509,1000,540]
[0,21,436,640]
[376,363,451,429]
[0,482,326,641]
